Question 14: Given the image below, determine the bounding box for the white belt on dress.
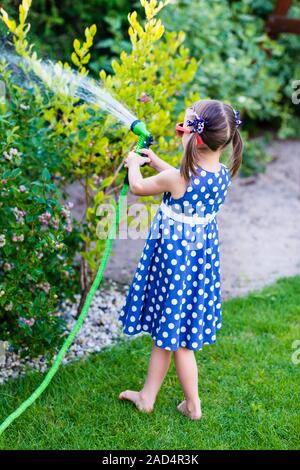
[159,201,216,226]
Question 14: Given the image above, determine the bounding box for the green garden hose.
[0,120,153,436]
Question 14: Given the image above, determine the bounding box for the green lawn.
[0,275,299,450]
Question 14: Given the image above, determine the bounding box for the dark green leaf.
[42,168,51,181]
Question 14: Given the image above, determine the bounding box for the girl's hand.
[139,148,161,170]
[124,151,150,168]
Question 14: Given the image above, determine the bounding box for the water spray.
[0,52,155,436]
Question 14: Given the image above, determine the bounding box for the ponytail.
[180,133,200,183]
[230,129,243,178]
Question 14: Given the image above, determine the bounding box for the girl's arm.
[140,148,176,172]
[124,151,179,196]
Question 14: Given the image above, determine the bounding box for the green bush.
[274,2,300,138]
[0,0,199,357]
[159,0,300,165]
[0,0,142,73]
[161,0,284,121]
[2,0,297,138]
[0,67,81,358]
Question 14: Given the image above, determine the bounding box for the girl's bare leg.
[119,340,172,412]
[173,347,202,420]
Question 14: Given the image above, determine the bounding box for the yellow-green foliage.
[0,0,32,55]
[72,24,97,74]
[0,0,199,290]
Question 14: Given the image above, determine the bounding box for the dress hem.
[118,320,220,352]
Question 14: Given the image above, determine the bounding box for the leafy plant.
[161,0,284,121]
[0,14,82,356]
[0,0,199,319]
[0,0,142,71]
[0,137,80,358]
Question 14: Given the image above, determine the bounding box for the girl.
[118,99,243,420]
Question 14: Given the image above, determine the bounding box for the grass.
[0,275,299,450]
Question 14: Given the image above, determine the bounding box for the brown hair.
[180,99,243,182]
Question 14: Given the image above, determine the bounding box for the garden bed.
[0,279,129,385]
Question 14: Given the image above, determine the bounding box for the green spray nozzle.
[130,119,153,153]
[124,119,154,185]
[131,119,151,137]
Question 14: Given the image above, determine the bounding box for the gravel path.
[1,139,299,384]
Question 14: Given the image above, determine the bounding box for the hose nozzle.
[124,119,154,185]
[130,119,153,151]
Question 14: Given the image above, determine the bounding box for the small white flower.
[3,148,21,161]
[0,234,6,248]
[3,151,12,161]
[238,96,247,104]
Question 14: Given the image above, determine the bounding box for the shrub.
[0,0,199,321]
[0,40,81,356]
[161,0,284,121]
[159,0,300,168]
[0,0,142,73]
[0,140,80,358]
[2,1,297,137]
[274,2,300,138]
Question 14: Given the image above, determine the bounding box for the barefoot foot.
[177,399,202,420]
[118,390,154,413]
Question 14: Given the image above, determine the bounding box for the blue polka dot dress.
[118,163,232,351]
